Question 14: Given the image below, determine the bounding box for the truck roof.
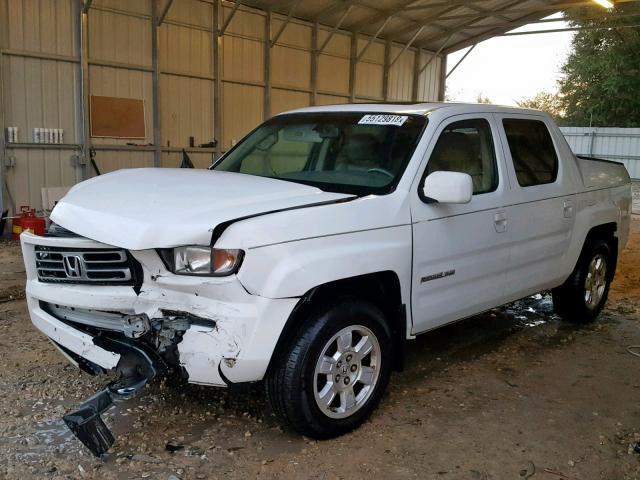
[282,102,545,117]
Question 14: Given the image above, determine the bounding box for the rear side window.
[502,119,558,187]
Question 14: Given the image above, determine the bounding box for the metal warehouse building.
[0,0,630,216]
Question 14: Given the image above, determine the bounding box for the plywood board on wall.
[90,95,146,138]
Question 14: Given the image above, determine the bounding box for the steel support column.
[151,0,161,167]
[264,10,272,118]
[438,54,447,101]
[79,0,91,180]
[348,31,357,103]
[311,21,318,106]
[412,47,420,101]
[0,7,6,217]
[213,0,223,157]
[382,39,391,102]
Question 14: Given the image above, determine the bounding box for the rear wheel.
[552,239,613,323]
[265,299,392,438]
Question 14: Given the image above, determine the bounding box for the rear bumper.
[21,232,298,386]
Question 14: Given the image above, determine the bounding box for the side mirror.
[422,171,473,204]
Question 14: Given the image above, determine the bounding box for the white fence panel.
[560,127,640,180]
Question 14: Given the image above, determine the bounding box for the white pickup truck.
[20,103,631,454]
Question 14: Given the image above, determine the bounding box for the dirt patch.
[1,220,640,480]
[0,239,24,297]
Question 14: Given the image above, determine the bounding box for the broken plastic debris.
[166,440,185,452]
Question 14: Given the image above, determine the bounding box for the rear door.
[494,114,577,300]
[410,114,512,334]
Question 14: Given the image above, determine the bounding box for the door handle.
[494,211,507,233]
[563,200,574,218]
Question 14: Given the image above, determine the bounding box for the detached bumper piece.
[63,335,166,457]
[63,388,115,457]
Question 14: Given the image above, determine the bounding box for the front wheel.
[265,299,392,439]
[552,239,613,323]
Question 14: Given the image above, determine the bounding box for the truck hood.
[51,168,354,250]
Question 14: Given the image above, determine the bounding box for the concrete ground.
[0,217,639,480]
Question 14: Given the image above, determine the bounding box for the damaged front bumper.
[63,334,167,456]
[20,232,299,387]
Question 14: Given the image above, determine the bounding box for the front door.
[410,114,512,334]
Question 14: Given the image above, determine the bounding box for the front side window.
[502,118,558,187]
[426,118,498,195]
[212,112,427,196]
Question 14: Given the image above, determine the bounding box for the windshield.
[212,112,427,196]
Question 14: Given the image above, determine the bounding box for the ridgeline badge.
[421,269,456,283]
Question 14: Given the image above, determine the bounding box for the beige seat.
[427,132,483,192]
[335,134,380,172]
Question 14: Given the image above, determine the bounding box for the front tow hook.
[63,336,166,457]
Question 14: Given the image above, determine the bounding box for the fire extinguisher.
[12,206,46,240]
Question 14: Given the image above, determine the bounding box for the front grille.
[35,245,136,285]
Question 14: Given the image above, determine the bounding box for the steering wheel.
[367,167,394,179]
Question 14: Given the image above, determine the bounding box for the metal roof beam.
[314,0,357,23]
[501,22,640,35]
[417,33,452,74]
[403,0,499,11]
[433,0,640,23]
[382,4,469,38]
[388,26,424,68]
[219,0,243,36]
[349,0,423,32]
[317,6,353,54]
[157,0,174,26]
[445,43,476,79]
[466,3,512,23]
[419,0,523,46]
[441,1,564,53]
[356,16,391,61]
[350,0,454,37]
[270,0,303,48]
[447,11,640,31]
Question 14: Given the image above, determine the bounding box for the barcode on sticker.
[358,114,408,126]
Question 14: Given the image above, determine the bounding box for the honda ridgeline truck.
[20,103,631,454]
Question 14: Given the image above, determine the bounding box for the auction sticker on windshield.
[358,114,408,126]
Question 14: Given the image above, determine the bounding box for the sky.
[445,16,575,106]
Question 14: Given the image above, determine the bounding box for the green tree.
[475,93,492,104]
[558,3,640,127]
[517,91,565,123]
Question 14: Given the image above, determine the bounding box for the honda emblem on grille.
[63,255,83,278]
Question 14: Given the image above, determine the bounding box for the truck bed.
[576,155,631,189]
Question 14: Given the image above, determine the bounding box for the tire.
[552,238,613,323]
[265,298,393,439]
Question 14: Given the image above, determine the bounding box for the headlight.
[158,246,244,276]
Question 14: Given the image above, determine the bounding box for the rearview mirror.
[422,171,473,204]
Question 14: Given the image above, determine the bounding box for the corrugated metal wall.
[0,0,445,216]
[560,127,640,180]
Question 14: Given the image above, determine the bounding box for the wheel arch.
[266,271,407,376]
[572,222,619,282]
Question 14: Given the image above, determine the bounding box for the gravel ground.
[0,219,639,480]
